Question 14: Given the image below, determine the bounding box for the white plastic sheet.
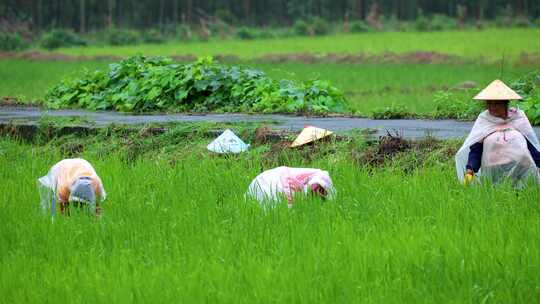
[246,166,335,204]
[455,108,540,186]
[207,129,249,154]
[38,158,106,214]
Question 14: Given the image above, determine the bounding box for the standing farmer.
[38,158,106,215]
[456,79,540,187]
[247,166,335,207]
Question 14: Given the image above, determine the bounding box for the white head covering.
[69,177,96,204]
[455,108,540,184]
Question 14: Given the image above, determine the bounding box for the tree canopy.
[2,0,539,33]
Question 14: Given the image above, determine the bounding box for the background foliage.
[45,55,348,114]
[512,70,540,125]
[2,0,540,32]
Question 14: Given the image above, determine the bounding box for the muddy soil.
[2,50,538,65]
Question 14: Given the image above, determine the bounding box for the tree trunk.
[243,0,250,24]
[357,0,363,19]
[187,0,193,24]
[159,0,165,28]
[80,0,85,33]
[173,0,179,24]
[33,0,43,33]
[107,0,114,27]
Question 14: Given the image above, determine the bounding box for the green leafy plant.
[512,70,540,125]
[0,32,28,51]
[235,27,256,40]
[105,28,140,46]
[44,55,348,114]
[414,11,430,31]
[175,24,193,40]
[293,20,310,36]
[432,89,483,120]
[371,105,415,119]
[350,21,370,33]
[257,28,277,39]
[519,88,540,125]
[310,17,330,36]
[430,14,458,31]
[40,29,87,50]
[142,29,166,44]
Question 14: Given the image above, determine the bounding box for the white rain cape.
[207,129,250,154]
[246,166,336,204]
[38,158,106,214]
[455,108,540,186]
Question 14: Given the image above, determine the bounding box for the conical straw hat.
[290,126,333,147]
[473,79,522,101]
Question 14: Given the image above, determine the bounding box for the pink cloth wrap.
[247,166,335,204]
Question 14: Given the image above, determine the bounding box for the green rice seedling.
[1,136,539,303]
[49,29,540,62]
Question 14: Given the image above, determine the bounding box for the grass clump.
[371,104,416,119]
[350,21,371,33]
[40,29,87,50]
[293,20,310,36]
[235,27,257,40]
[432,89,484,120]
[44,55,348,114]
[512,70,540,125]
[142,29,166,44]
[0,32,28,51]
[105,28,141,46]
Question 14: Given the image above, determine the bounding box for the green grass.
[50,29,540,61]
[1,134,539,303]
[0,59,534,115]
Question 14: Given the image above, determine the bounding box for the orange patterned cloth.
[38,158,106,203]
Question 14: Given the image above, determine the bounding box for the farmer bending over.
[247,166,335,207]
[455,79,540,188]
[38,158,106,215]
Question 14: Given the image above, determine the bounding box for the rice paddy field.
[0,60,534,115]
[50,29,540,61]
[1,131,540,303]
[2,29,540,115]
[2,28,540,303]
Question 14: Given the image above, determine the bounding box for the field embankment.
[36,29,540,62]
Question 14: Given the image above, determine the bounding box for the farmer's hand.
[464,169,475,186]
[95,205,102,216]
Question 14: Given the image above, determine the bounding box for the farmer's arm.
[91,178,104,215]
[57,184,70,203]
[92,178,104,199]
[466,142,483,174]
[56,184,71,214]
[526,139,540,167]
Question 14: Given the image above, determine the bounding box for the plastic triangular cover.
[207,129,250,154]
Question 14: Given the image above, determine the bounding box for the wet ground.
[2,106,540,139]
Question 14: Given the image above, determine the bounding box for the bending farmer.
[38,158,106,215]
[455,79,540,187]
[246,166,335,207]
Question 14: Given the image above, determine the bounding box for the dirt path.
[2,106,540,139]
